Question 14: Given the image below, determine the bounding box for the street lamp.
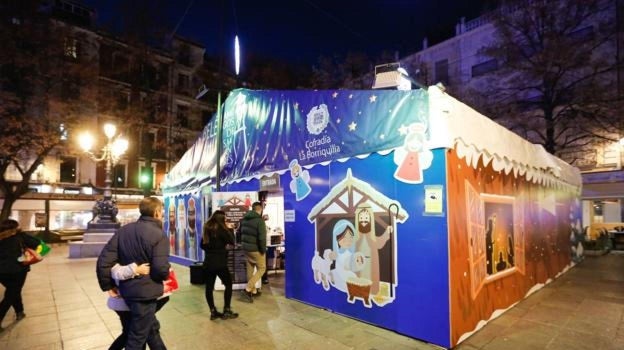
[79,123,128,225]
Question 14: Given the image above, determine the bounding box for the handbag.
[37,239,51,256]
[18,246,43,266]
[162,268,179,296]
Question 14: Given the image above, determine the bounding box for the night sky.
[84,0,494,67]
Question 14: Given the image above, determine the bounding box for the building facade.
[1,0,230,232]
[377,0,624,232]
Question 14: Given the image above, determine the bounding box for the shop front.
[1,192,144,239]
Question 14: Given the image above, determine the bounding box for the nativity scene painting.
[465,180,526,299]
[308,169,408,308]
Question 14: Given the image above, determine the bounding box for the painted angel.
[393,122,433,184]
[289,159,311,201]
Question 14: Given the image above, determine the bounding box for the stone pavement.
[456,251,624,350]
[0,244,622,350]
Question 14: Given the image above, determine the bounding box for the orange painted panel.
[447,149,575,346]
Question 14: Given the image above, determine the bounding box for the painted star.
[380,134,385,140]
[398,124,409,135]
[337,118,341,124]
[348,121,357,131]
[332,92,338,98]
[348,94,353,99]
[369,95,377,103]
[293,102,299,109]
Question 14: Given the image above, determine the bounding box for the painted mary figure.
[330,219,362,292]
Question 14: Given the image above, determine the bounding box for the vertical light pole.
[79,123,128,226]
[234,35,240,77]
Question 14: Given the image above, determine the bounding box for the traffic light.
[140,166,153,192]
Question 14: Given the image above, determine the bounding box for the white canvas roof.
[427,85,581,191]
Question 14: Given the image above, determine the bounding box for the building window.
[177,73,189,93]
[177,104,189,128]
[59,124,68,141]
[117,92,129,110]
[173,136,188,159]
[113,163,126,188]
[60,157,77,183]
[471,59,498,78]
[64,38,78,59]
[178,45,191,66]
[434,59,449,85]
[141,131,155,158]
[157,63,169,86]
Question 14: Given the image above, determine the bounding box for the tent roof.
[427,86,581,190]
[163,86,581,193]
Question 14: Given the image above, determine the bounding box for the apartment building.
[1,0,226,231]
[377,0,623,230]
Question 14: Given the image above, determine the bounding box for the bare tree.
[311,52,372,89]
[468,0,622,157]
[0,0,98,220]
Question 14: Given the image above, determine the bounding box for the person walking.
[240,202,267,302]
[97,197,170,350]
[107,262,150,350]
[201,210,238,320]
[0,219,40,332]
[107,262,170,350]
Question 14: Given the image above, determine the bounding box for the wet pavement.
[0,244,622,349]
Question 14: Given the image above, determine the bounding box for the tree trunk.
[544,107,556,154]
[0,194,16,221]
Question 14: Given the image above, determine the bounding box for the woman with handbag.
[0,219,41,332]
[201,210,238,320]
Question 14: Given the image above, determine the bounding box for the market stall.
[162,86,582,348]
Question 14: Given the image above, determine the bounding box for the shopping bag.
[162,268,179,296]
[36,239,51,256]
[18,247,43,266]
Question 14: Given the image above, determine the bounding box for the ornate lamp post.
[79,123,128,227]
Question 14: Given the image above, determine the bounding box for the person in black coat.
[96,197,170,350]
[201,210,238,320]
[0,219,40,332]
[240,202,267,302]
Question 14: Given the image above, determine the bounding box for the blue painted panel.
[226,149,450,347]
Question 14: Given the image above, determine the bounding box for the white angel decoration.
[393,122,433,184]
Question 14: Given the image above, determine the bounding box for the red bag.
[163,268,179,296]
[19,247,43,266]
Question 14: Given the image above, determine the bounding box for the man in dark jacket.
[239,201,267,302]
[96,197,170,350]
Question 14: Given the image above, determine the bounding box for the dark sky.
[84,0,493,67]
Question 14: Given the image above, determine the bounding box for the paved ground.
[456,251,624,350]
[0,244,622,350]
